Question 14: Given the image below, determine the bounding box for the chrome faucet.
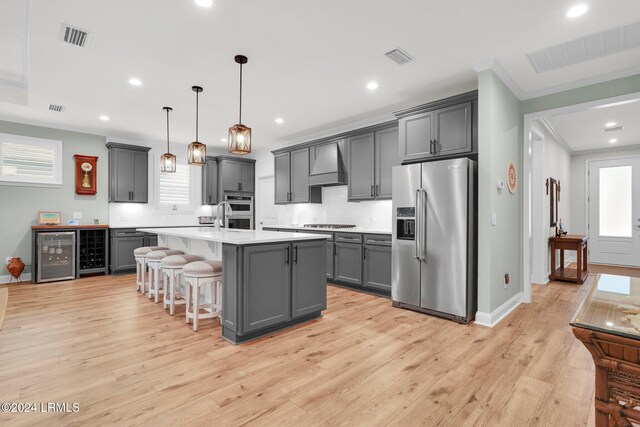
[214,201,232,231]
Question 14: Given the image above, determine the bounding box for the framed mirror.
[549,178,558,227]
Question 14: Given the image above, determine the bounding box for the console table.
[571,274,640,426]
[549,234,588,284]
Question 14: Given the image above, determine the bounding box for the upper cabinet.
[347,126,399,201]
[202,156,218,205]
[106,142,150,203]
[274,148,321,204]
[217,156,255,194]
[396,91,477,164]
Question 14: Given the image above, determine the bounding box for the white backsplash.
[274,186,392,229]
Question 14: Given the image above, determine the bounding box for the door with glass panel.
[588,158,640,266]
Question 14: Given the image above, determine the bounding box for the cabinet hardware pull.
[370,185,374,197]
[376,185,380,196]
[333,244,336,255]
[433,139,438,154]
[294,246,298,263]
[285,247,290,264]
[363,247,366,259]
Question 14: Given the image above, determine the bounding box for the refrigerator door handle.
[415,189,421,260]
[421,188,428,262]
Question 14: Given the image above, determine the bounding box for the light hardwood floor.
[1,264,639,426]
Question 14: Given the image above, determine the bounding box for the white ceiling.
[546,99,640,152]
[1,0,640,152]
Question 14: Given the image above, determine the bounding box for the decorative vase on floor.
[6,257,25,284]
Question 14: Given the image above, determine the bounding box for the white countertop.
[265,225,392,235]
[138,227,331,245]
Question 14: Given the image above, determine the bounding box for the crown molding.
[538,118,574,155]
[571,142,640,157]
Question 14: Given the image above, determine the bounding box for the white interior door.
[588,157,640,267]
[257,176,278,230]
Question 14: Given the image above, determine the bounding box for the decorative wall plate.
[74,155,98,195]
[507,161,517,194]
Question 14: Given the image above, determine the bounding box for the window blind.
[158,163,190,205]
[0,134,62,185]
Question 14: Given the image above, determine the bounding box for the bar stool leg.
[141,259,147,294]
[169,272,176,316]
[193,279,200,332]
[185,279,192,324]
[162,271,169,310]
[148,265,154,299]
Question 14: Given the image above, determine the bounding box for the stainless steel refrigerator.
[391,158,477,323]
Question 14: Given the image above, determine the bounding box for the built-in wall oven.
[224,194,254,230]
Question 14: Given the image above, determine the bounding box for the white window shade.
[0,134,62,186]
[158,163,190,206]
[599,165,632,238]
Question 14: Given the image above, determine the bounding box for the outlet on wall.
[504,273,510,288]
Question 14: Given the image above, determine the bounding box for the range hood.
[308,142,346,186]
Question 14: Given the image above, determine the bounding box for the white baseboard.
[0,273,31,284]
[475,292,523,328]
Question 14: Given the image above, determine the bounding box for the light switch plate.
[73,212,82,219]
[491,212,497,226]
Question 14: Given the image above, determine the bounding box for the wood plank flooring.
[1,264,639,426]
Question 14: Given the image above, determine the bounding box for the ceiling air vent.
[60,24,91,47]
[527,20,640,73]
[48,104,65,112]
[384,48,414,65]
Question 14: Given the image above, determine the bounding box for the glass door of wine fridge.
[37,232,76,283]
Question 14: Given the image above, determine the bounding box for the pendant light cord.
[195,90,199,141]
[239,62,243,124]
[166,108,170,152]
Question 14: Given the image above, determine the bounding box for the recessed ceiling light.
[367,81,379,90]
[605,122,617,127]
[609,138,617,144]
[99,115,110,121]
[194,0,213,7]
[275,117,284,124]
[221,138,227,142]
[128,78,142,86]
[566,4,588,18]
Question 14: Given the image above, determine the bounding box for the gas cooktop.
[302,224,357,229]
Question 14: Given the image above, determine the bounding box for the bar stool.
[183,260,223,332]
[161,254,203,315]
[146,249,184,303]
[134,246,168,294]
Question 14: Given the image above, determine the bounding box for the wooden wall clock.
[74,155,98,195]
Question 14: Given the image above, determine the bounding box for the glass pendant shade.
[160,106,176,173]
[188,141,206,164]
[188,86,206,165]
[228,124,252,155]
[160,153,177,173]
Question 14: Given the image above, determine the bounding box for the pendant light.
[228,55,251,155]
[188,85,206,165]
[160,107,176,173]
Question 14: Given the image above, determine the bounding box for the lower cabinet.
[326,241,334,279]
[334,242,362,285]
[363,244,392,292]
[230,240,327,336]
[110,229,158,273]
[242,243,292,333]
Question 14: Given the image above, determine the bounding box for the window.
[157,163,191,207]
[599,165,632,237]
[0,133,62,186]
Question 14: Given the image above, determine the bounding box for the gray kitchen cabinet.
[363,244,392,292]
[202,156,218,205]
[273,149,321,204]
[274,152,291,204]
[218,157,255,194]
[109,229,157,273]
[347,132,375,200]
[290,148,310,203]
[292,240,327,318]
[396,92,477,163]
[106,142,150,203]
[334,242,362,286]
[326,241,334,280]
[375,127,399,199]
[432,102,472,157]
[242,243,292,333]
[399,111,433,162]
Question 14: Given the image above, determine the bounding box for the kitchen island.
[138,227,329,344]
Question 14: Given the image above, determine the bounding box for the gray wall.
[0,121,108,277]
[477,70,523,314]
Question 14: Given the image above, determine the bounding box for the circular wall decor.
[507,161,517,194]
